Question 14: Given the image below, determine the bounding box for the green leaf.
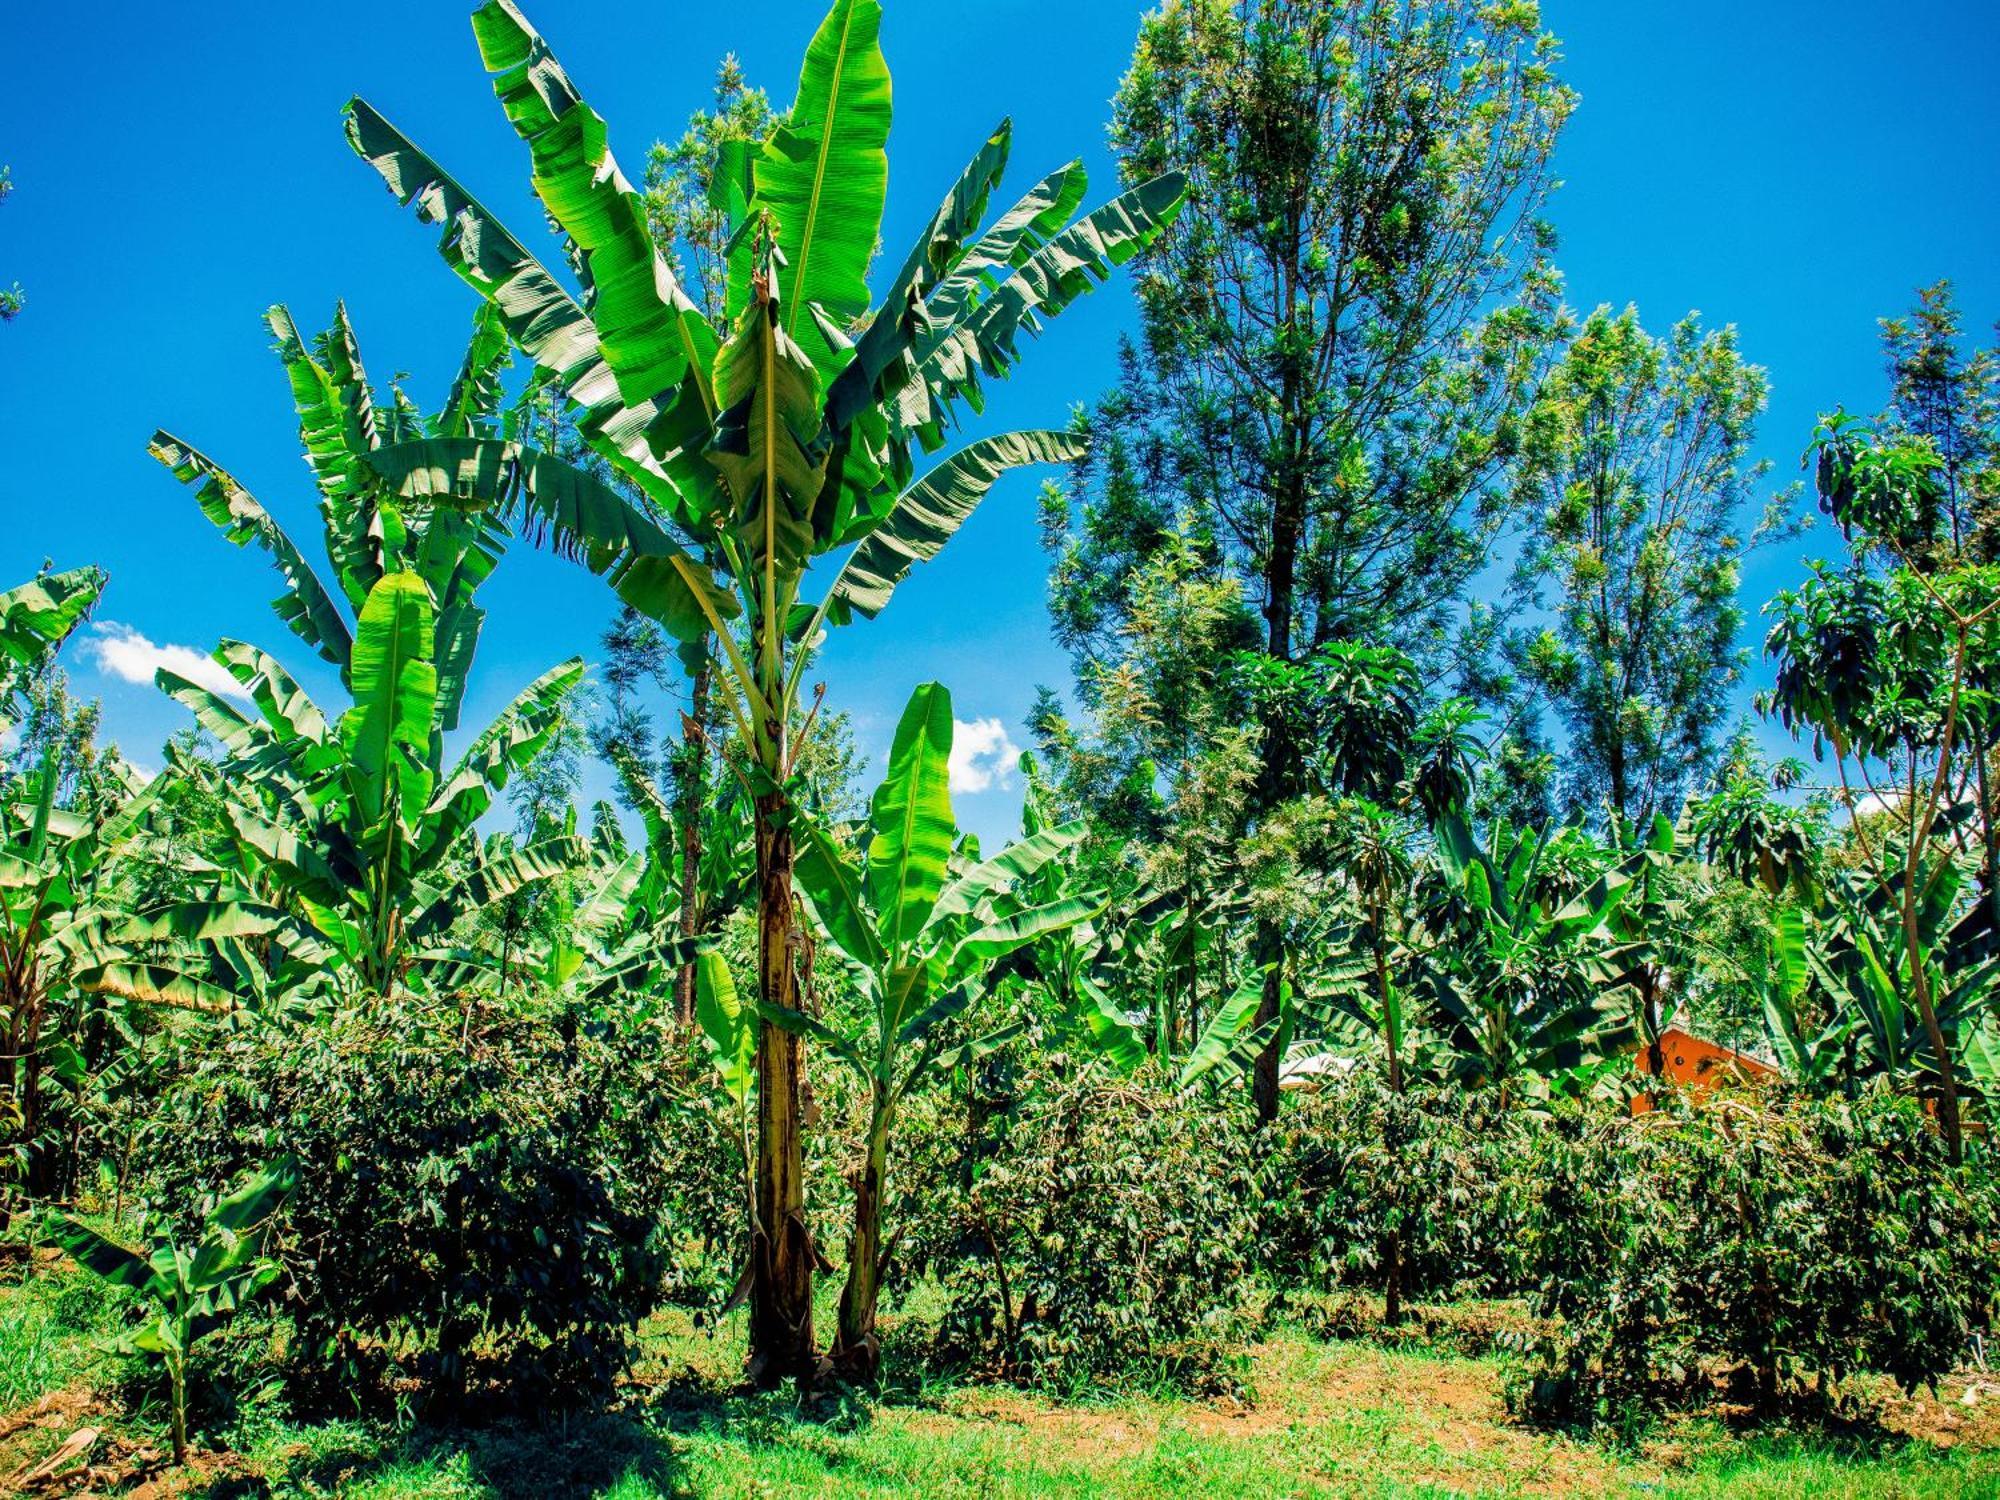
[928,819,1084,929]
[208,1158,298,1236]
[926,1020,1026,1079]
[365,438,737,642]
[117,901,293,945]
[733,0,892,378]
[0,566,105,674]
[339,572,439,829]
[826,121,1014,434]
[48,1215,155,1293]
[924,159,1090,330]
[905,172,1186,443]
[825,430,1085,625]
[792,816,886,969]
[410,834,584,936]
[78,963,239,1014]
[470,0,714,414]
[695,951,756,1110]
[867,683,957,958]
[342,98,686,509]
[952,892,1101,968]
[149,434,353,673]
[267,304,387,610]
[753,995,867,1074]
[707,288,830,572]
[1178,968,1271,1090]
[437,302,514,438]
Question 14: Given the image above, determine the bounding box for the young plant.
[50,1159,297,1465]
[759,682,1095,1382]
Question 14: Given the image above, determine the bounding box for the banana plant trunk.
[749,787,816,1388]
[832,1084,893,1383]
[674,647,713,1030]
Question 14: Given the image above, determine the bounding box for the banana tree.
[1761,905,1856,1094]
[0,574,231,1200]
[0,568,105,754]
[1808,860,2000,1101]
[51,1158,296,1465]
[1420,815,1640,1103]
[347,0,1182,1384]
[768,683,1092,1382]
[150,306,584,1003]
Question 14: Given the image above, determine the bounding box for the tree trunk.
[1249,437,1306,1125]
[673,650,713,1030]
[831,1089,892,1384]
[747,788,816,1389]
[1376,926,1404,1326]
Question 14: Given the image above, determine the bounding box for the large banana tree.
[1420,816,1641,1103]
[151,306,584,1003]
[346,0,1183,1384]
[765,683,1093,1381]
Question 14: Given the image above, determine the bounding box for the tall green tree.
[1874,282,2000,921]
[1505,307,1787,826]
[348,0,1183,1386]
[1764,418,2000,1161]
[1048,0,1572,1119]
[1878,281,1999,565]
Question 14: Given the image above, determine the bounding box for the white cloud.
[84,623,250,702]
[949,716,1022,795]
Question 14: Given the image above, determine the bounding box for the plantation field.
[5,1266,1997,1500]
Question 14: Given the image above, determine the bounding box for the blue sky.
[2,0,1997,844]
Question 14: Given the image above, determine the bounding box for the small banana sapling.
[50,1158,297,1465]
[729,682,1098,1382]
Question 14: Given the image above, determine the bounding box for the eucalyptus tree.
[149,304,584,1004]
[346,0,1183,1384]
[766,683,1094,1381]
[1505,308,1788,827]
[1050,0,1572,1119]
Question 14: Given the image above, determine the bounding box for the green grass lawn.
[2,1267,1995,1498]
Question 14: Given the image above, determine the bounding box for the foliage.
[0,164,21,321]
[148,307,587,1006]
[348,0,1184,1386]
[1418,815,1641,1094]
[1515,1089,2000,1432]
[1505,307,1789,825]
[139,1000,682,1405]
[1266,1072,1533,1303]
[775,682,1096,1379]
[51,1158,296,1462]
[902,1073,1264,1394]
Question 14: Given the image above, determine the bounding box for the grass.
[1,1268,1995,1498]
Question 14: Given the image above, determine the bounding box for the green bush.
[139,1000,686,1405]
[1266,1072,1534,1305]
[1514,1087,2000,1431]
[901,1072,1264,1394]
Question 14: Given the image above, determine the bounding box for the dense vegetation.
[2,0,1997,1492]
